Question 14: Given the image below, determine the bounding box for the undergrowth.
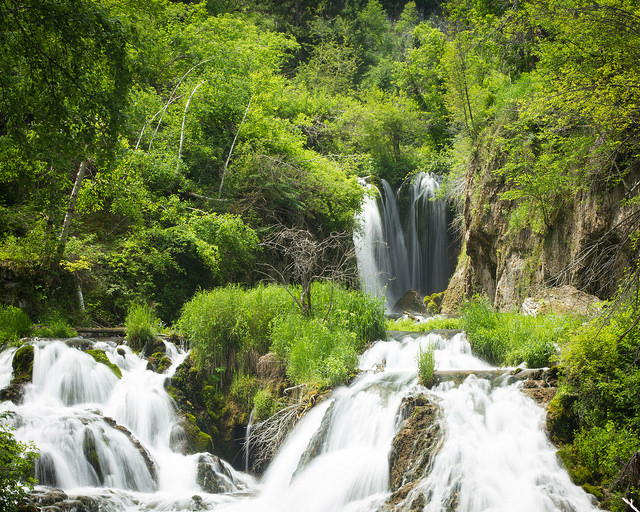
[387,316,461,332]
[460,296,582,368]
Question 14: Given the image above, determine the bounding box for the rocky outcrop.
[385,395,441,510]
[0,344,34,404]
[392,289,427,315]
[442,158,640,312]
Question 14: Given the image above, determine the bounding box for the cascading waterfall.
[354,172,455,309]
[1,332,599,511]
[0,339,252,511]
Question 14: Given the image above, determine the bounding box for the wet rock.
[196,453,235,493]
[386,395,441,509]
[64,338,93,351]
[0,344,34,404]
[86,349,122,378]
[170,414,213,455]
[146,352,172,373]
[392,289,427,315]
[102,416,158,488]
[141,337,165,359]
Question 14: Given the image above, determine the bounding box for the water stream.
[1,332,598,511]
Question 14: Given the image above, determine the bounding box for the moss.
[582,484,604,501]
[11,344,34,383]
[86,349,122,379]
[546,391,578,445]
[183,413,213,454]
[147,351,172,373]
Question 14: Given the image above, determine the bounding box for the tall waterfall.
[354,172,456,309]
[1,334,599,511]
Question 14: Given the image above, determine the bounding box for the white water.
[213,331,598,512]
[1,333,599,511]
[0,338,252,511]
[354,173,454,308]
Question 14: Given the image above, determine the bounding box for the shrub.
[0,413,38,512]
[0,306,31,345]
[253,389,279,421]
[460,296,580,367]
[417,343,436,387]
[271,314,357,387]
[32,319,77,339]
[125,303,159,351]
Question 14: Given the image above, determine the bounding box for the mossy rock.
[86,349,122,379]
[147,351,172,374]
[423,292,446,314]
[12,344,34,383]
[546,391,578,445]
[178,414,214,454]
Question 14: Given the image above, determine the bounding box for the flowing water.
[1,332,599,511]
[354,173,456,308]
[0,338,253,511]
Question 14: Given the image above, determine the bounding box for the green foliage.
[271,314,357,387]
[177,284,294,383]
[0,306,31,345]
[417,344,436,387]
[179,282,384,388]
[0,413,38,512]
[125,304,160,352]
[386,316,462,332]
[32,319,77,339]
[253,388,280,421]
[460,296,580,368]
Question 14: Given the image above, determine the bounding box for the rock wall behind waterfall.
[442,153,640,312]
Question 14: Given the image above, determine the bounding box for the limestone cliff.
[442,149,640,311]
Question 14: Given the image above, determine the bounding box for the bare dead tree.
[258,226,360,318]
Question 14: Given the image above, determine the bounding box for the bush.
[0,306,31,345]
[417,344,435,387]
[178,285,294,382]
[0,413,38,512]
[32,319,77,339]
[271,314,358,387]
[125,303,159,351]
[460,296,580,367]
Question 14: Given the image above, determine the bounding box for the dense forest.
[1,0,639,510]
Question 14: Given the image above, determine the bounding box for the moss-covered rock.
[86,349,122,379]
[12,344,34,383]
[147,351,172,374]
[0,344,34,404]
[546,391,578,445]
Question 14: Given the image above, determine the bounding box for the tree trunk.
[55,160,89,260]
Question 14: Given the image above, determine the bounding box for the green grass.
[178,282,386,388]
[460,296,581,368]
[386,316,461,332]
[417,344,436,387]
[0,306,31,345]
[125,303,160,351]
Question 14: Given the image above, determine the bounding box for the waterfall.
[0,339,253,511]
[354,172,455,310]
[1,333,600,511]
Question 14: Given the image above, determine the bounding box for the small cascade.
[0,339,252,511]
[214,332,599,512]
[355,172,456,309]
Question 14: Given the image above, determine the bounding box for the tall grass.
[461,296,581,367]
[178,282,386,388]
[0,306,31,345]
[387,316,461,332]
[125,303,160,351]
[417,344,436,387]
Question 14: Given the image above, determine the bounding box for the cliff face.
[443,155,640,312]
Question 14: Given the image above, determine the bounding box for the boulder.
[392,289,427,315]
[385,395,441,510]
[523,285,601,317]
[0,344,34,404]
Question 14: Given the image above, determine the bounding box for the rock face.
[442,160,640,312]
[385,395,441,510]
[0,344,34,404]
[392,289,427,315]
